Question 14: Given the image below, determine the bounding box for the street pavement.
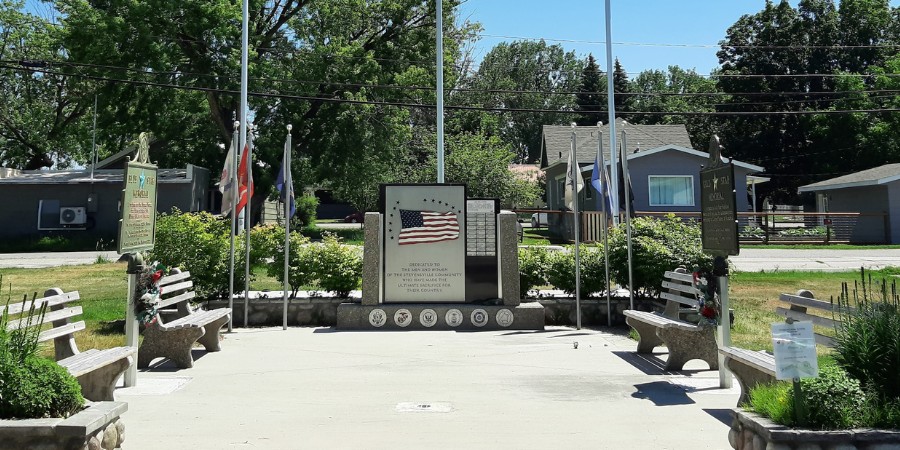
[729,248,900,272]
[118,326,738,449]
[0,251,121,268]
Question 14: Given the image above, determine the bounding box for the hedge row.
[153,211,711,300]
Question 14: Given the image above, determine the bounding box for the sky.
[457,0,900,75]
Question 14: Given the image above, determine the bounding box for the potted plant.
[0,283,127,450]
[729,271,900,450]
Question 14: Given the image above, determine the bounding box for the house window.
[555,176,565,208]
[649,176,694,206]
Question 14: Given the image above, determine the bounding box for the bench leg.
[657,326,719,371]
[76,355,133,402]
[198,313,230,352]
[725,358,775,407]
[138,323,205,369]
[625,317,664,353]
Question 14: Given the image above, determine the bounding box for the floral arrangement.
[134,262,166,325]
[692,267,719,325]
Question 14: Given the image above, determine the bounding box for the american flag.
[398,210,459,245]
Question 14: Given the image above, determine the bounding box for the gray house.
[0,162,210,243]
[798,163,900,244]
[541,121,764,216]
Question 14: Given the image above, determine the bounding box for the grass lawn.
[2,261,887,358]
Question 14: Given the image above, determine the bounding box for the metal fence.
[514,209,890,245]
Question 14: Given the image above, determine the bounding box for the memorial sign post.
[699,135,739,389]
[117,133,158,387]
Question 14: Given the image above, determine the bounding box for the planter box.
[730,409,900,450]
[0,401,127,450]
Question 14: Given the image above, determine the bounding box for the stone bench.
[719,289,840,406]
[623,309,718,371]
[137,269,231,369]
[2,289,136,401]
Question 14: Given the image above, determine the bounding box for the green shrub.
[266,227,314,297]
[749,364,865,429]
[294,193,318,228]
[518,247,550,298]
[544,247,607,297]
[0,289,84,419]
[0,355,85,419]
[151,208,248,299]
[834,271,900,401]
[308,233,362,297]
[607,215,711,297]
[250,223,283,265]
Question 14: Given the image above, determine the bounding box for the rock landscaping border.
[0,401,126,450]
[729,409,900,450]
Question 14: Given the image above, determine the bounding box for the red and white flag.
[398,210,459,245]
[236,144,254,216]
[218,138,237,215]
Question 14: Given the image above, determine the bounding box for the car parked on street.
[343,212,365,223]
[531,208,550,228]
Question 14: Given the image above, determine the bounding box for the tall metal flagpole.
[228,121,239,332]
[605,0,619,226]
[283,125,292,331]
[436,0,445,183]
[622,129,635,310]
[243,125,254,328]
[598,126,612,327]
[239,0,249,328]
[90,94,97,181]
[571,125,582,330]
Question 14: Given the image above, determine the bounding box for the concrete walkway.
[118,327,737,449]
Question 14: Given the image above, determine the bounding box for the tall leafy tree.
[574,54,606,126]
[449,40,581,163]
[0,0,93,169]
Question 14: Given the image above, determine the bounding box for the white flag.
[219,138,237,215]
[565,138,584,210]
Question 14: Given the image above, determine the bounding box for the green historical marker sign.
[118,160,158,254]
[700,136,739,256]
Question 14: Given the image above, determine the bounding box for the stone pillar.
[361,212,382,306]
[498,212,520,306]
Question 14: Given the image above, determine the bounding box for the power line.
[474,33,900,50]
[6,63,900,117]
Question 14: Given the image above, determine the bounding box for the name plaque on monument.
[700,136,739,256]
[380,184,466,303]
[118,160,158,254]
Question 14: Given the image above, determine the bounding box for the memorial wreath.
[692,267,719,326]
[134,261,167,325]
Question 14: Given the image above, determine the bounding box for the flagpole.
[243,125,254,328]
[605,0,619,226]
[571,124,582,330]
[622,129,635,310]
[436,0,445,183]
[283,124,292,331]
[228,121,239,332]
[239,0,249,328]
[598,126,612,327]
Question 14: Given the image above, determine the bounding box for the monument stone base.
[336,302,544,331]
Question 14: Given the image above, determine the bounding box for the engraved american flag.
[398,210,459,245]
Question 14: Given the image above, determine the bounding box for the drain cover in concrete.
[117,377,192,396]
[395,402,453,413]
[667,377,740,395]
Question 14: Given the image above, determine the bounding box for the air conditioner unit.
[59,207,87,225]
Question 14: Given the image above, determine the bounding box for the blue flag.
[591,153,612,214]
[275,141,296,219]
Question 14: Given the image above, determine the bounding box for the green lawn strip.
[301,225,364,245]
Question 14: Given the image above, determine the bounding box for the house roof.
[0,168,195,185]
[798,163,900,193]
[553,143,764,175]
[541,119,693,168]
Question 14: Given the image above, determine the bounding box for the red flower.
[701,306,717,319]
[152,270,164,283]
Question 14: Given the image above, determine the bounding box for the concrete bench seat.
[2,289,136,401]
[137,269,231,369]
[623,309,718,371]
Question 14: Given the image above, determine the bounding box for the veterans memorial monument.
[336,184,543,330]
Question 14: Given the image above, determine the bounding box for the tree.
[0,1,93,169]
[449,40,581,163]
[613,58,630,112]
[414,132,540,208]
[574,54,606,126]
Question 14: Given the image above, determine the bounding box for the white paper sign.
[771,321,819,380]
